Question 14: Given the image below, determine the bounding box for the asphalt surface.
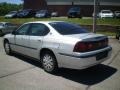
[0,37,120,90]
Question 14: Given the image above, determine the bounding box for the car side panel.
[28,36,44,59]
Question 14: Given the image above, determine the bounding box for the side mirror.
[12,30,16,35]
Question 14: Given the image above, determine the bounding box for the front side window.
[5,23,14,27]
[29,23,49,36]
[49,22,89,35]
[16,24,30,35]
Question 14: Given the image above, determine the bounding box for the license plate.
[96,51,108,61]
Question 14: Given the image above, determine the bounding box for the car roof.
[0,22,10,24]
[10,11,17,12]
[24,21,64,24]
[101,10,112,11]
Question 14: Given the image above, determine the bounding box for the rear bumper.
[58,46,112,69]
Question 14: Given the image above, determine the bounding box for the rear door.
[27,23,50,59]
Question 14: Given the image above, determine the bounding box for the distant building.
[23,0,120,16]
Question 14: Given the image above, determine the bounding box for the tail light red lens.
[73,38,108,53]
[73,42,87,52]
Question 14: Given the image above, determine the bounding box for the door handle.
[37,40,41,42]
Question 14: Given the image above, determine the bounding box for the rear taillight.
[73,38,108,53]
[73,42,88,52]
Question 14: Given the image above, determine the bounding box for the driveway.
[0,37,120,90]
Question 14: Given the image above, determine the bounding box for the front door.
[14,24,31,55]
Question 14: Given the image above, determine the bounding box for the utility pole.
[93,0,97,33]
[72,1,74,6]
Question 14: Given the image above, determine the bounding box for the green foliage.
[0,2,22,16]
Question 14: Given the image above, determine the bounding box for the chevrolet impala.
[3,21,112,73]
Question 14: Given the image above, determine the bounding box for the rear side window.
[49,22,89,35]
[29,23,49,36]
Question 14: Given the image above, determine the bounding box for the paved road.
[0,37,120,90]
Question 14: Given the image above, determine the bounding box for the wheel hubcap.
[43,54,54,71]
[5,43,10,53]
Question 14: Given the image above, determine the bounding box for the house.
[23,0,120,16]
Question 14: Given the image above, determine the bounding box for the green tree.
[0,2,23,16]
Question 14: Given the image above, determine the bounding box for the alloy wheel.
[43,54,54,72]
[4,41,11,55]
[42,52,58,73]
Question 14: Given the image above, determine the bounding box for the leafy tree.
[0,2,23,16]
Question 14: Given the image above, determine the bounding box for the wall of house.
[47,5,120,16]
[23,0,47,10]
[23,0,120,16]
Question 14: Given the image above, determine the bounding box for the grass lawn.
[0,16,119,36]
[0,16,120,26]
[96,31,116,36]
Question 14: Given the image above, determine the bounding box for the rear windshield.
[49,22,89,35]
[102,10,112,13]
[37,10,47,14]
[8,11,17,14]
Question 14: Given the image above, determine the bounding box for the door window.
[29,23,49,36]
[16,24,30,35]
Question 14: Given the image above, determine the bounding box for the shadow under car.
[13,53,117,85]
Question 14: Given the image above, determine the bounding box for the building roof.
[46,0,120,6]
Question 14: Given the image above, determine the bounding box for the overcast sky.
[0,0,23,4]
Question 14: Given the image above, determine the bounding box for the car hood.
[0,26,4,29]
[65,33,107,41]
[37,13,45,15]
[102,13,113,15]
[5,14,14,16]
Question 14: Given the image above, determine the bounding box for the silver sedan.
[3,21,112,73]
[0,22,17,36]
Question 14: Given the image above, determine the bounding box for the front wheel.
[0,30,3,37]
[4,41,12,55]
[41,51,58,73]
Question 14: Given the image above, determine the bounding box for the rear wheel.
[41,51,58,73]
[4,41,12,55]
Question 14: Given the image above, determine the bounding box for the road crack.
[0,66,35,79]
[107,49,120,65]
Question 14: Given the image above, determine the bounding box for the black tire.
[79,16,82,19]
[41,51,58,73]
[4,41,12,55]
[116,35,118,39]
[0,30,3,37]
